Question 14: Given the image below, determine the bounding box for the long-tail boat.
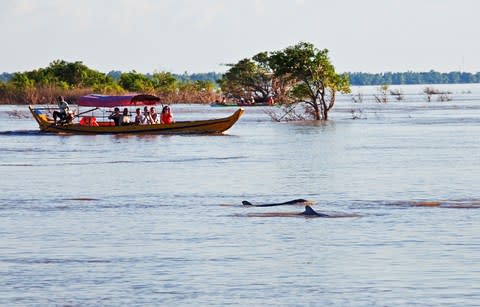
[29,94,244,134]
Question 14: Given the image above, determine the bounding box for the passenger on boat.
[134,108,143,125]
[267,96,274,106]
[161,105,173,124]
[142,106,153,124]
[108,107,122,126]
[121,108,130,125]
[150,107,160,124]
[53,96,70,124]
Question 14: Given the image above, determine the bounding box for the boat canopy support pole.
[75,107,99,118]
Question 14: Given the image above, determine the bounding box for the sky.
[1,0,478,74]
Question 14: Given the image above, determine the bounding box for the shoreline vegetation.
[1,59,479,105]
[0,60,221,105]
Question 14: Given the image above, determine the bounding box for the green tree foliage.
[192,80,216,92]
[10,73,35,89]
[219,53,275,102]
[92,82,124,94]
[174,72,222,84]
[269,42,350,120]
[47,60,92,87]
[177,80,215,92]
[8,60,115,90]
[151,71,177,93]
[219,42,349,119]
[2,60,120,103]
[118,71,154,92]
[0,81,18,101]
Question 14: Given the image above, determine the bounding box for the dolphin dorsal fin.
[242,200,253,206]
[303,205,318,215]
[303,205,329,217]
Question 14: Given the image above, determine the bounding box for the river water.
[1,84,480,306]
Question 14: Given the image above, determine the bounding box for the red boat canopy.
[78,94,160,108]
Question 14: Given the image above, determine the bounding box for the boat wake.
[385,199,480,209]
[0,130,42,135]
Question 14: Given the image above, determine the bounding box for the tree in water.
[269,42,350,120]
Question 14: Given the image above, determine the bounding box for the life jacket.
[79,116,99,126]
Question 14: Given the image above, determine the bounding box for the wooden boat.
[29,94,244,134]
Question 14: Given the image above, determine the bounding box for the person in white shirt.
[121,108,130,125]
[142,106,153,124]
[150,106,160,124]
[53,96,70,124]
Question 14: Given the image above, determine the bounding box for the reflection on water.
[376,199,480,209]
[1,84,480,305]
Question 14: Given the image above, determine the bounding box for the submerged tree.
[269,42,350,120]
[373,84,389,103]
[219,42,349,120]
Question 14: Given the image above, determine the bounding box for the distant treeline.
[4,70,480,85]
[105,70,223,84]
[2,60,480,105]
[170,70,480,86]
[0,72,12,83]
[347,70,480,85]
[3,69,479,86]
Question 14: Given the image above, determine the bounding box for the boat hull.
[29,106,244,134]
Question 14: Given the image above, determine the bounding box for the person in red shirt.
[161,105,173,124]
[267,96,274,106]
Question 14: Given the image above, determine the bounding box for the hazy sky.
[1,0,478,74]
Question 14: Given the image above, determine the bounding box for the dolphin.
[301,205,329,217]
[242,199,311,207]
[237,205,331,218]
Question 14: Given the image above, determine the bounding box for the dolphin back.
[242,199,310,207]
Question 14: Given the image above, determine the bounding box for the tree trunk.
[314,104,320,120]
[322,106,328,120]
[312,98,321,120]
[320,92,328,120]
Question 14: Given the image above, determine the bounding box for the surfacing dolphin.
[242,199,312,207]
[236,205,331,218]
[301,205,330,217]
